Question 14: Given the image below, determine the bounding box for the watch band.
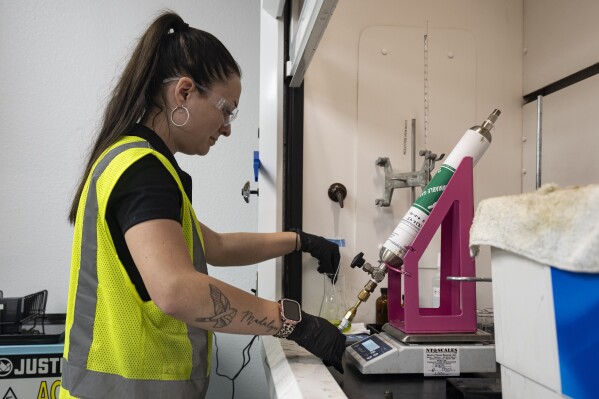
[273,321,296,338]
[273,299,300,339]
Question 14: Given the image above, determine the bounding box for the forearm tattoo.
[195,284,237,328]
[194,284,279,333]
[240,311,279,334]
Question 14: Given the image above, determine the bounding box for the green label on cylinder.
[413,164,455,215]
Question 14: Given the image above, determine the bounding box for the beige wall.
[301,0,524,323]
[522,0,599,191]
[523,0,599,94]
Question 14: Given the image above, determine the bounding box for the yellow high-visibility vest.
[61,136,211,398]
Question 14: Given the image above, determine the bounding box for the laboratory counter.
[262,335,501,399]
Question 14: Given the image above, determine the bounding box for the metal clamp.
[374,150,444,207]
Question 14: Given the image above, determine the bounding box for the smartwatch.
[273,298,302,338]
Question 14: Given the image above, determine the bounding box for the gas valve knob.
[351,252,366,269]
[328,183,347,209]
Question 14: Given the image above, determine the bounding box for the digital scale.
[347,324,495,375]
[345,154,497,375]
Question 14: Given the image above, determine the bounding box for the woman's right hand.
[286,311,346,373]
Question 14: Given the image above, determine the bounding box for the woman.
[61,11,345,398]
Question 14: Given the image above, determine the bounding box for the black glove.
[298,231,340,279]
[288,311,346,373]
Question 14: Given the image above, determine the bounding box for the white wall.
[0,1,267,398]
[301,0,524,322]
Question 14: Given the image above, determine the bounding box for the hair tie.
[168,22,189,35]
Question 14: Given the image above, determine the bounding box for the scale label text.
[423,347,460,376]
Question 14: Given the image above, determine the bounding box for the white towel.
[470,184,599,273]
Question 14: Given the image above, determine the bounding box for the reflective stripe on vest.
[62,138,211,398]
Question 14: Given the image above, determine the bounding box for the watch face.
[282,299,301,322]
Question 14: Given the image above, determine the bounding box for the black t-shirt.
[105,124,193,301]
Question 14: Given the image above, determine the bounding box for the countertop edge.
[261,335,348,399]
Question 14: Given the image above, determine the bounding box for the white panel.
[522,74,599,192]
[491,249,561,393]
[258,1,286,301]
[357,26,476,307]
[501,366,567,399]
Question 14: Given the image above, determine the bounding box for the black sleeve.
[111,154,182,232]
[106,154,182,302]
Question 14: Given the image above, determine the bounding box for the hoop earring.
[170,106,190,127]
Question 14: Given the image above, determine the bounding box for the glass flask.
[319,273,351,332]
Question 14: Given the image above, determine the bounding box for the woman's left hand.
[298,231,340,278]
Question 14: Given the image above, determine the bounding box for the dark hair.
[68,11,241,224]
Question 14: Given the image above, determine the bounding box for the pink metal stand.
[387,157,477,334]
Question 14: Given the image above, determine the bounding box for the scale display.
[351,335,393,361]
